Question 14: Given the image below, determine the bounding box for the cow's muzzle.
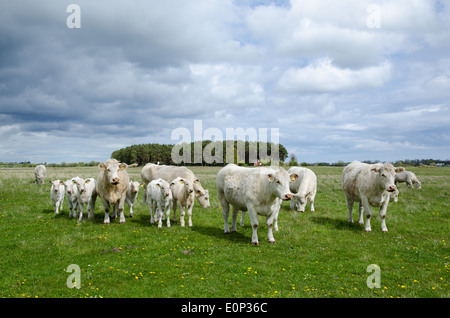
[283,194,293,200]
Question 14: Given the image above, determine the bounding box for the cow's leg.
[77,204,84,223]
[148,198,155,223]
[101,199,110,225]
[118,198,126,224]
[345,195,354,223]
[157,205,163,228]
[172,199,178,222]
[239,211,245,227]
[166,205,171,228]
[361,197,372,232]
[358,202,364,225]
[379,200,389,232]
[179,204,186,227]
[126,198,133,218]
[231,207,239,232]
[221,201,230,234]
[88,195,96,220]
[247,206,259,245]
[310,192,316,212]
[187,203,194,227]
[266,213,278,243]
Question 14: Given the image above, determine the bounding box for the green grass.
[0,165,448,298]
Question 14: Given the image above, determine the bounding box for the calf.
[147,178,172,228]
[75,178,97,222]
[49,180,65,214]
[125,181,143,218]
[288,167,317,212]
[342,160,404,232]
[141,163,210,208]
[395,171,421,189]
[216,164,297,245]
[170,177,195,227]
[64,177,82,218]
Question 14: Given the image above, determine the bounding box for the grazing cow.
[34,165,46,185]
[288,167,317,212]
[395,171,421,189]
[74,178,97,222]
[170,177,195,227]
[216,164,298,245]
[342,160,404,232]
[125,181,143,218]
[64,177,82,218]
[146,178,172,228]
[49,180,65,214]
[141,163,210,208]
[389,189,399,203]
[96,159,130,224]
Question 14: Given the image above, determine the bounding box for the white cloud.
[277,59,392,93]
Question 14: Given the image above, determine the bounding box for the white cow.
[395,171,421,189]
[96,159,130,224]
[146,178,172,228]
[34,165,46,185]
[125,181,143,218]
[216,164,298,245]
[141,163,210,208]
[49,180,65,214]
[64,177,82,218]
[342,160,404,232]
[170,177,195,227]
[288,167,317,212]
[75,178,97,222]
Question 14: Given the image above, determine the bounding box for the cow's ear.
[267,174,274,181]
[60,181,65,185]
[395,167,405,173]
[98,163,106,171]
[49,180,53,184]
[179,178,185,184]
[170,182,174,187]
[194,178,199,183]
[85,179,90,184]
[119,163,128,170]
[371,167,380,173]
[290,173,298,181]
[156,183,160,188]
[140,183,144,188]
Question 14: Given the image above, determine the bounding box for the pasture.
[0,165,448,298]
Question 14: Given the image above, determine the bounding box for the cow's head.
[99,159,127,185]
[171,177,194,195]
[49,180,64,192]
[193,179,210,208]
[267,168,298,200]
[291,194,307,212]
[75,178,91,193]
[371,164,403,192]
[129,181,142,194]
[63,178,78,194]
[389,189,399,203]
[156,179,171,197]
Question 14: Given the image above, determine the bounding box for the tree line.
[111,140,288,166]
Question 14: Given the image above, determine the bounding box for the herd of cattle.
[34,159,422,245]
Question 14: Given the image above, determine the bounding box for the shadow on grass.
[192,225,250,244]
[310,216,363,232]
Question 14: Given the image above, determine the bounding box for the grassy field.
[0,165,448,298]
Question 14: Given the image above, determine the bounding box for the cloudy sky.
[1,0,449,164]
